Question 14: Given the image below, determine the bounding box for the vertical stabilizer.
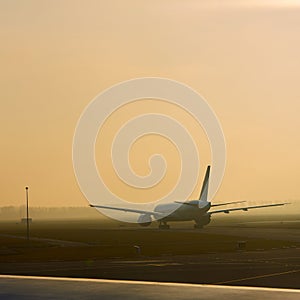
[199,166,210,202]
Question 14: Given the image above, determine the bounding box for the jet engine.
[138,214,152,227]
[194,213,211,227]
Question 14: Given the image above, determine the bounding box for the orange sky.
[1,1,300,213]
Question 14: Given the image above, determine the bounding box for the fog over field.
[0,201,298,221]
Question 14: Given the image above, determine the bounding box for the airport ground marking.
[0,275,300,293]
[215,269,300,285]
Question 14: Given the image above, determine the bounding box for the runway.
[1,248,299,289]
[0,275,299,300]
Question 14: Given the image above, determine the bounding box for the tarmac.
[0,248,299,289]
[0,275,299,300]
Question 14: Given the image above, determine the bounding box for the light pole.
[25,186,29,240]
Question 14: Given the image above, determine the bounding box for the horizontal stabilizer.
[174,201,198,207]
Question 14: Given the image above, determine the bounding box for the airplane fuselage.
[154,200,211,222]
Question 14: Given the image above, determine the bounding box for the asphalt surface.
[1,223,299,292]
[1,248,299,289]
[0,275,299,300]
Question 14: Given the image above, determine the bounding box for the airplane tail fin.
[199,165,210,204]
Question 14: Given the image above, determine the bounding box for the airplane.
[90,166,289,229]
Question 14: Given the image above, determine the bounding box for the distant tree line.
[0,206,101,220]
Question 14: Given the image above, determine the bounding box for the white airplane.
[90,166,288,229]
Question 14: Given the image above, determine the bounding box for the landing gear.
[194,223,203,229]
[159,221,170,229]
[194,215,211,229]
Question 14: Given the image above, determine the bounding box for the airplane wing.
[174,200,246,207]
[211,201,246,207]
[90,204,164,217]
[209,202,289,214]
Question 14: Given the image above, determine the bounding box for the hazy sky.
[1,1,300,212]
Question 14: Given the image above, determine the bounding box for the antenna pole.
[25,186,29,240]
